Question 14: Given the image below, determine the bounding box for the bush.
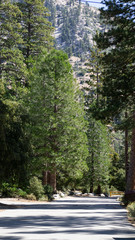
[102,185,110,196]
[1,183,27,198]
[1,183,13,197]
[43,184,53,195]
[82,187,88,194]
[127,202,135,218]
[26,193,37,201]
[120,195,130,206]
[17,189,27,198]
[109,186,118,191]
[43,184,53,200]
[39,195,48,201]
[29,177,44,200]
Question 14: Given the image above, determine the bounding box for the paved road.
[0,196,135,240]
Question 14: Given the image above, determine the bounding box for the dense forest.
[45,0,102,88]
[0,0,134,201]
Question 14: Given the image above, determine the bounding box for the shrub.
[43,184,53,195]
[102,185,110,196]
[82,187,88,194]
[1,183,27,198]
[109,186,118,191]
[17,189,27,198]
[1,183,13,197]
[39,195,48,201]
[120,195,131,206]
[127,202,135,218]
[29,177,44,200]
[26,193,37,201]
[43,184,53,200]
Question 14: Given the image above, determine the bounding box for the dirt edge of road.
[0,198,48,211]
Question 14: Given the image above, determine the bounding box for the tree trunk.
[90,151,94,193]
[97,185,101,195]
[125,111,129,182]
[125,127,129,182]
[42,170,47,186]
[43,168,56,192]
[126,113,135,192]
[50,169,57,193]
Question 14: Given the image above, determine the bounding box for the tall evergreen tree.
[83,45,111,193]
[27,49,88,191]
[18,0,54,61]
[0,0,27,89]
[0,0,30,187]
[84,114,111,193]
[85,45,103,107]
[94,0,135,194]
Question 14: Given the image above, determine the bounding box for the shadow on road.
[0,237,22,240]
[0,197,135,239]
[114,238,135,240]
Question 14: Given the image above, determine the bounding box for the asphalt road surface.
[0,196,135,240]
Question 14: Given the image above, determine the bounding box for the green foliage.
[101,185,110,196]
[0,0,23,48]
[43,184,53,195]
[18,0,54,60]
[27,49,88,187]
[93,0,135,122]
[0,0,31,188]
[0,0,54,190]
[93,0,135,192]
[26,193,37,201]
[84,45,111,191]
[0,183,27,198]
[127,202,135,218]
[57,165,86,191]
[0,0,127,194]
[86,116,111,191]
[0,0,27,89]
[45,0,56,27]
[17,189,27,198]
[43,184,53,200]
[29,176,44,200]
[82,187,89,194]
[121,195,131,207]
[39,195,48,201]
[84,45,104,109]
[1,183,13,197]
[109,152,126,191]
[0,102,31,187]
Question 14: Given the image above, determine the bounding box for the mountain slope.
[45,0,102,84]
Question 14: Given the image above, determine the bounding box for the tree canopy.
[17,0,54,61]
[0,0,132,198]
[27,49,88,190]
[93,0,135,192]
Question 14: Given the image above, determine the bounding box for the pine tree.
[18,0,54,61]
[27,49,88,191]
[85,45,103,107]
[0,0,27,89]
[94,0,135,195]
[0,0,30,187]
[109,152,126,191]
[83,44,111,193]
[83,113,111,193]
